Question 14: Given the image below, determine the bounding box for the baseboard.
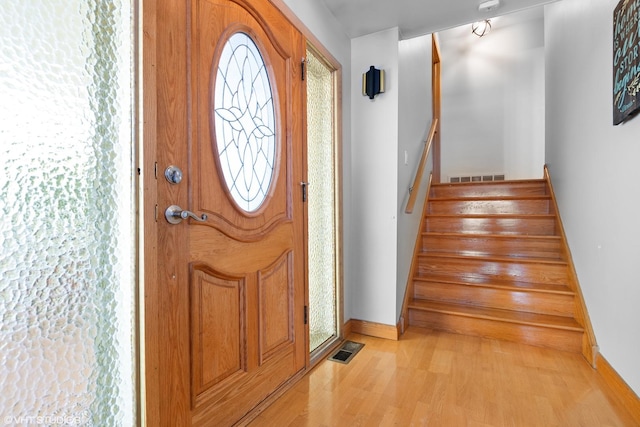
[596,353,640,425]
[344,319,400,341]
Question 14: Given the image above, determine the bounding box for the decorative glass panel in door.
[0,0,136,425]
[214,32,276,213]
[306,46,340,354]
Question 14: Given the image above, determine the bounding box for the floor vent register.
[327,340,364,364]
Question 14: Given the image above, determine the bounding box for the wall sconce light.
[471,19,492,37]
[362,66,385,99]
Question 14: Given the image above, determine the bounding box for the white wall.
[280,0,350,67]
[280,0,355,320]
[350,28,400,325]
[440,9,545,181]
[397,35,433,319]
[504,47,545,179]
[545,0,640,396]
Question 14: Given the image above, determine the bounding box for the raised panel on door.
[258,251,295,364]
[190,265,247,407]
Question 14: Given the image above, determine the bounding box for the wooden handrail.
[405,118,438,214]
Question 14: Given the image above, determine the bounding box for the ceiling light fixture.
[472,19,492,37]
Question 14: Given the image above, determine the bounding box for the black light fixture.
[472,19,492,37]
[362,66,385,99]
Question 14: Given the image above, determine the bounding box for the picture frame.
[613,0,640,125]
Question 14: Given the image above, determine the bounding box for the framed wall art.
[613,0,640,125]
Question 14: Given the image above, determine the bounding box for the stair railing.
[405,118,438,214]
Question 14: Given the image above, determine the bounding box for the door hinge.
[304,305,308,325]
[154,162,158,179]
[301,58,306,81]
[301,181,309,202]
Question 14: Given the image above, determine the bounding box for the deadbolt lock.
[164,165,183,184]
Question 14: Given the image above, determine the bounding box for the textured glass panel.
[214,32,276,213]
[306,49,338,352]
[0,0,135,425]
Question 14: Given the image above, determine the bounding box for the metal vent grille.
[328,340,364,364]
[449,174,505,183]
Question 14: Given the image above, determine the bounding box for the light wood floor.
[250,328,637,426]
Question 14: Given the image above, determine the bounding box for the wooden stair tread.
[418,252,568,266]
[425,215,558,236]
[426,213,556,219]
[431,179,545,185]
[430,180,548,196]
[423,231,561,240]
[408,300,584,332]
[413,276,575,295]
[422,232,563,257]
[429,195,551,202]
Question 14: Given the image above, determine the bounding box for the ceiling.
[318,0,559,39]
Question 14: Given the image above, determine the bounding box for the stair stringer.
[544,165,599,367]
[399,173,433,333]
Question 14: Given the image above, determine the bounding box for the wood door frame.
[275,3,345,366]
[303,42,345,368]
[141,0,160,422]
[142,0,344,424]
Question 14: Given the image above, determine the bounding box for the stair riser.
[429,199,550,215]
[417,257,568,285]
[425,217,557,235]
[409,309,582,353]
[414,281,575,317]
[431,182,548,198]
[422,235,563,260]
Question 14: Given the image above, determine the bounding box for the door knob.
[165,205,208,224]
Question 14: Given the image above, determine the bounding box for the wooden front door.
[146,0,306,425]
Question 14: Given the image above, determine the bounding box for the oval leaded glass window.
[214,32,276,213]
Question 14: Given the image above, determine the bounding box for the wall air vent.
[449,174,505,183]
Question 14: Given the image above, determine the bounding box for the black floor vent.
[328,340,364,364]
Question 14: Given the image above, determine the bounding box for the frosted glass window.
[0,0,136,425]
[214,32,276,213]
[306,48,338,353]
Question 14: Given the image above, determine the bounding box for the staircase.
[406,179,587,353]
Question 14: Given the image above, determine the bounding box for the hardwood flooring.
[250,328,637,426]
